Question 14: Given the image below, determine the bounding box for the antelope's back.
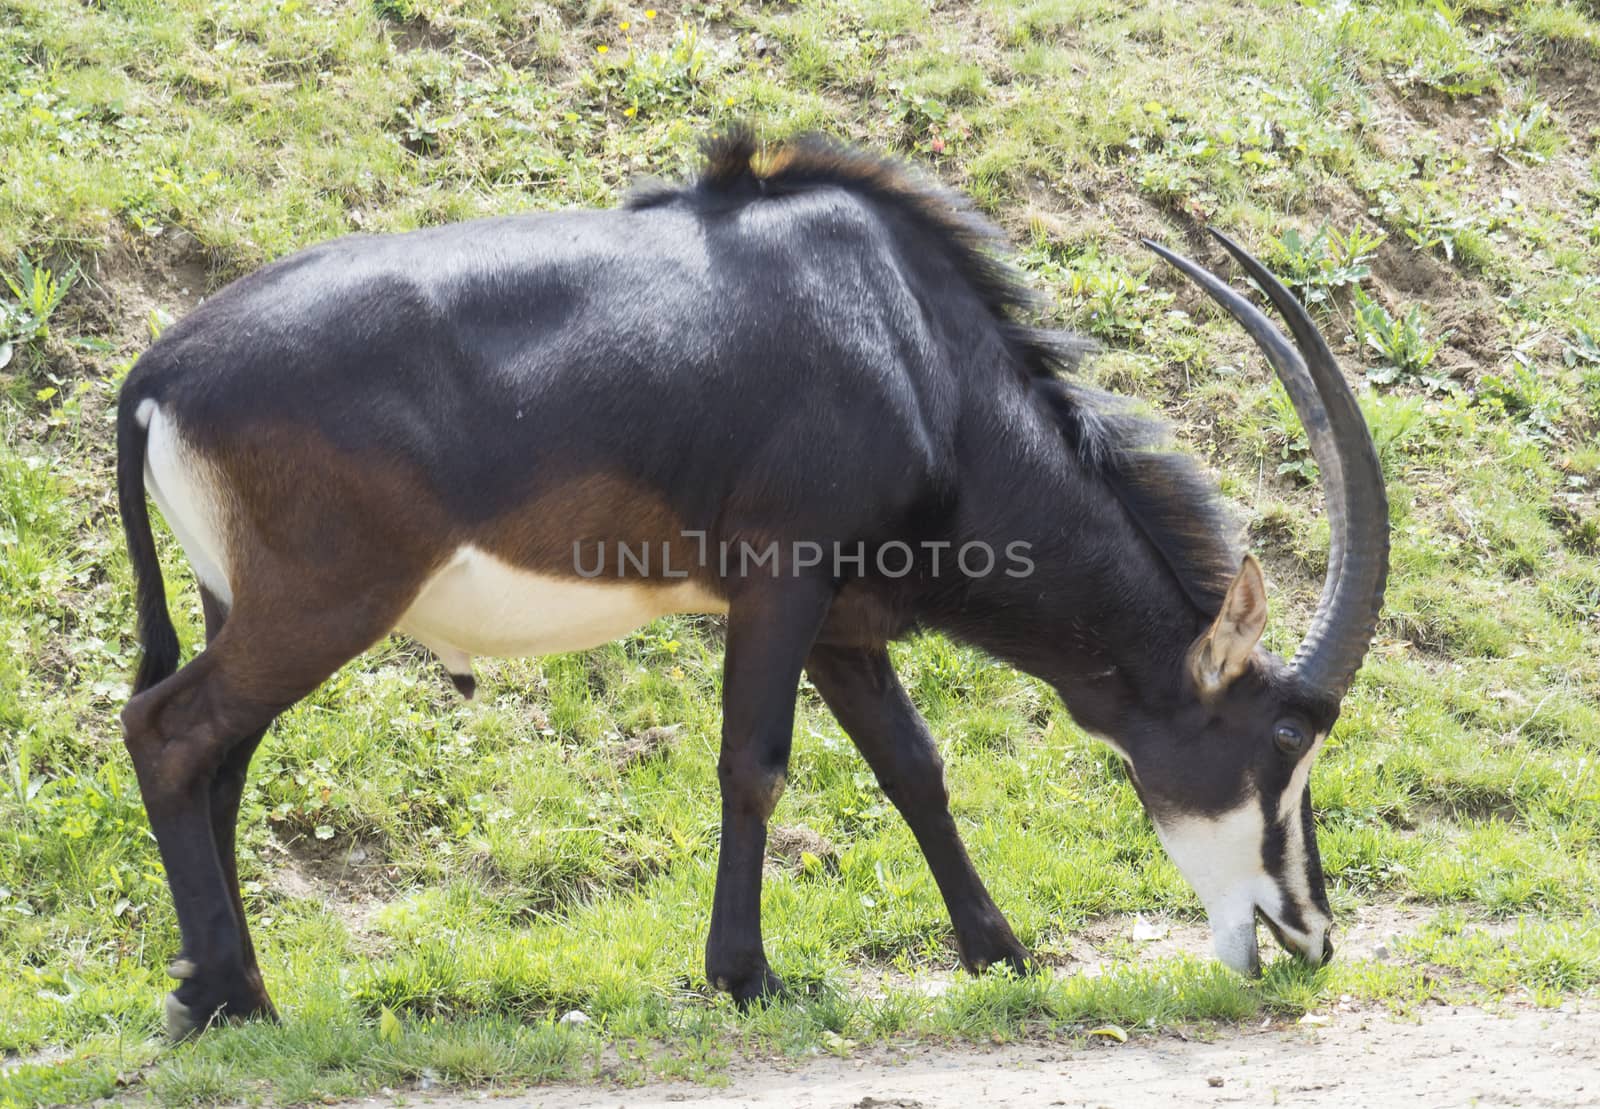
[122,193,963,537]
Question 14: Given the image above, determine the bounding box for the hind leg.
[123,650,278,1036]
[204,727,271,1019]
[197,588,272,1016]
[123,597,394,1039]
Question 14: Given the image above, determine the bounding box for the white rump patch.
[142,404,235,606]
[397,545,727,666]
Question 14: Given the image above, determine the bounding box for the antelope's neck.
[927,427,1204,735]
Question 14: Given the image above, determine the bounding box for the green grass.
[3,0,1600,1103]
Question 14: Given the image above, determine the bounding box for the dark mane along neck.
[647,129,1244,705]
[629,126,1092,393]
[1030,375,1243,617]
[916,399,1213,727]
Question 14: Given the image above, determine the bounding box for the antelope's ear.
[1189,555,1268,696]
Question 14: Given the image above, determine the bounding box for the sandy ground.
[386,1005,1599,1109]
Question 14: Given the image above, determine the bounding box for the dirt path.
[390,1005,1598,1109]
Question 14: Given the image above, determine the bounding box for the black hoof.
[958,936,1036,977]
[165,992,207,1042]
[711,965,787,1008]
[164,979,278,1041]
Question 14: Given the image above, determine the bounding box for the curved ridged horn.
[1141,233,1389,697]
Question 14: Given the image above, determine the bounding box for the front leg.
[705,577,833,1005]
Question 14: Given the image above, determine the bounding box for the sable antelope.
[117,132,1387,1039]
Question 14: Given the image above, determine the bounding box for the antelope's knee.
[718,757,787,822]
[119,686,231,797]
[121,688,163,758]
[882,745,949,810]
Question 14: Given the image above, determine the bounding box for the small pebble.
[559,1008,591,1025]
[1207,1075,1224,1088]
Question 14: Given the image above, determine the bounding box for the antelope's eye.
[1273,722,1307,756]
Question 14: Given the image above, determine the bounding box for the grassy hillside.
[3,0,1599,1103]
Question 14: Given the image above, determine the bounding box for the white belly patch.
[396,545,727,676]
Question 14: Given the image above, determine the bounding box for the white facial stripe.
[1149,797,1274,974]
[1277,730,1328,822]
[1268,816,1329,962]
[1269,730,1332,959]
[1151,752,1334,971]
[1153,799,1268,914]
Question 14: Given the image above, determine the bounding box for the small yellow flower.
[596,43,609,53]
[644,8,656,18]
[619,20,630,30]
[725,96,735,106]
[624,106,637,117]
